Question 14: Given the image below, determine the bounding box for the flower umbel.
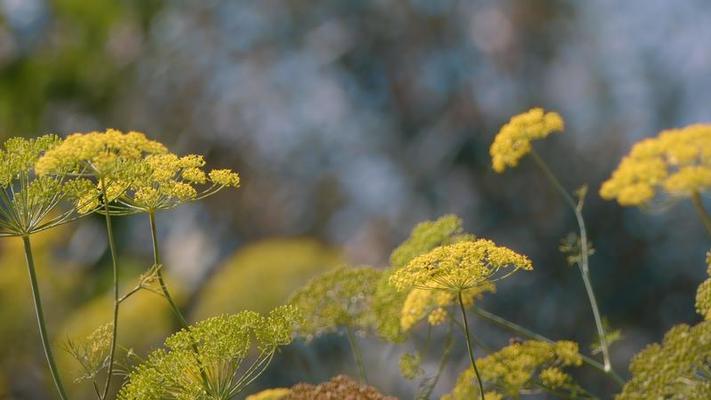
[0,135,87,236]
[600,124,711,206]
[490,107,564,173]
[389,239,532,292]
[118,306,302,400]
[442,340,583,399]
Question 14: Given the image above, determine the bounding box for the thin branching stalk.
[101,182,120,400]
[148,211,189,327]
[22,235,69,400]
[471,306,624,386]
[691,191,711,237]
[147,211,211,390]
[457,291,485,400]
[345,326,368,384]
[529,149,614,376]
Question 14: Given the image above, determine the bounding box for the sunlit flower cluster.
[442,340,582,399]
[600,124,711,206]
[618,321,711,400]
[118,306,301,400]
[389,239,532,292]
[288,266,382,338]
[490,108,564,173]
[64,323,113,384]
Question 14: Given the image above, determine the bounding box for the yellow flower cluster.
[372,214,472,342]
[442,340,582,400]
[399,283,495,331]
[118,306,302,400]
[490,108,564,173]
[389,239,532,292]
[64,323,113,383]
[618,321,711,400]
[600,124,711,206]
[36,129,166,177]
[121,154,240,213]
[34,129,240,214]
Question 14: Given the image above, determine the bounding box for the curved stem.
[148,212,189,327]
[457,291,485,400]
[471,306,624,386]
[22,235,70,400]
[345,327,368,384]
[148,211,211,390]
[101,186,120,400]
[529,149,613,374]
[691,191,711,237]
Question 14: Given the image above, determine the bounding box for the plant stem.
[101,185,120,400]
[22,235,69,400]
[345,327,368,384]
[148,212,188,327]
[529,149,613,374]
[457,291,485,400]
[691,191,711,237]
[471,306,624,386]
[148,211,211,390]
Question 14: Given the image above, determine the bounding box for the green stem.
[529,149,613,374]
[22,235,69,400]
[691,191,711,237]
[148,212,189,327]
[345,327,368,384]
[101,185,120,400]
[458,291,485,400]
[148,211,211,391]
[471,306,624,386]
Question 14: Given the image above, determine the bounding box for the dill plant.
[491,108,620,380]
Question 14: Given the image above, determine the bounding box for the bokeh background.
[1,0,710,398]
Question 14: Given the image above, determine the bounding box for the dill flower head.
[600,124,711,206]
[111,153,240,214]
[288,266,382,339]
[389,239,532,292]
[35,129,168,214]
[399,283,495,331]
[0,135,87,236]
[118,305,302,400]
[371,215,473,342]
[442,340,582,399]
[618,321,711,400]
[490,108,565,173]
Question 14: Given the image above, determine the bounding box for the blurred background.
[1,0,710,398]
